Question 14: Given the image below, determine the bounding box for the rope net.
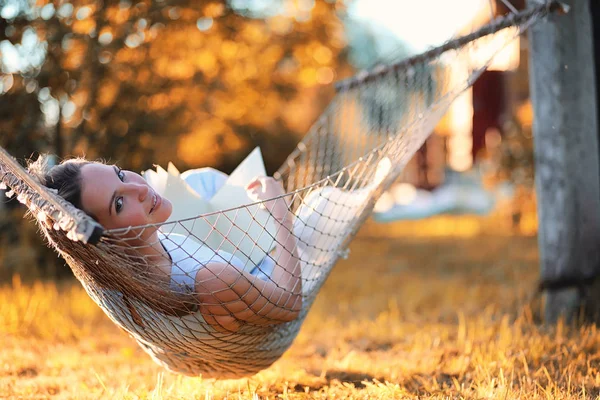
[0,2,563,378]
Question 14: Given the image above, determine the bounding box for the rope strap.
[335,0,569,92]
[538,274,599,292]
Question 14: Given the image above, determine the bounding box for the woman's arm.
[194,259,301,332]
[194,176,302,333]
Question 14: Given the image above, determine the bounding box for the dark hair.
[27,155,91,211]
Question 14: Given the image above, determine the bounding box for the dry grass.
[1,216,599,399]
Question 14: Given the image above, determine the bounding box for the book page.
[208,147,278,268]
[145,148,278,269]
[144,165,214,239]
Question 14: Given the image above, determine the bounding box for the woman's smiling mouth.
[149,192,161,214]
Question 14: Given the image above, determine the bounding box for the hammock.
[0,1,565,379]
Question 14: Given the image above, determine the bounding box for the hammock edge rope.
[0,146,103,244]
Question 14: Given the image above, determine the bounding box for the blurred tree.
[0,0,352,278]
[1,0,350,170]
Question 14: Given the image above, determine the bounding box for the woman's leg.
[293,158,391,293]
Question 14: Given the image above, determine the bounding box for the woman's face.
[79,163,173,235]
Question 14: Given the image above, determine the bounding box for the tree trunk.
[527,0,600,323]
[592,0,600,142]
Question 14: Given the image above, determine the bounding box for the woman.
[27,154,390,377]
[28,154,390,326]
[28,156,302,333]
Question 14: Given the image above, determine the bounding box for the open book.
[143,148,278,269]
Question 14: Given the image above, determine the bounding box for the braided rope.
[334,0,567,93]
[0,146,103,243]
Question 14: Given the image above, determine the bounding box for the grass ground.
[1,216,599,399]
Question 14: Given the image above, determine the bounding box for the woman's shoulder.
[159,231,246,270]
[159,232,207,261]
[159,231,192,246]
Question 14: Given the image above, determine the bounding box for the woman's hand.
[245,176,290,222]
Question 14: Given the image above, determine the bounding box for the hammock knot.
[337,248,350,260]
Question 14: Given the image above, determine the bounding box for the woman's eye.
[115,197,124,213]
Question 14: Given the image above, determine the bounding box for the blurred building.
[400,0,526,190]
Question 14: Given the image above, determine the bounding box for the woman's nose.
[125,182,149,202]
